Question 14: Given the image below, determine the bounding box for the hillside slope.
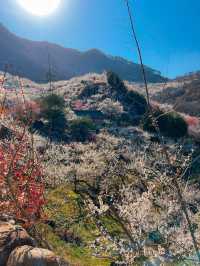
[152,72,200,116]
[0,23,166,83]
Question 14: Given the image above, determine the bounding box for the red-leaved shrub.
[0,129,44,224]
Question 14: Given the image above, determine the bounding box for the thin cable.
[124,0,151,109]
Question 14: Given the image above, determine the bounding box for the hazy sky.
[1,0,200,78]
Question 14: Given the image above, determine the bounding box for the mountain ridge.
[0,23,166,83]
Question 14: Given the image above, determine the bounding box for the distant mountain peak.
[86,48,101,53]
[0,24,167,83]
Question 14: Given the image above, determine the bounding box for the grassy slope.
[37,185,125,266]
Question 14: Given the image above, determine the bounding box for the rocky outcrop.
[0,222,35,266]
[0,222,69,266]
[7,246,61,266]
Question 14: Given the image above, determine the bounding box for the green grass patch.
[37,185,118,265]
[37,224,110,266]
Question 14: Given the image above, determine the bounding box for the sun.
[17,0,61,16]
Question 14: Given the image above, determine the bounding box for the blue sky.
[1,0,200,78]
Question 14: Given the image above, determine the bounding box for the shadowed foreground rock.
[0,222,35,266]
[0,222,69,266]
[6,245,65,266]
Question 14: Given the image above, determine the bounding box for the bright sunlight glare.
[17,0,61,16]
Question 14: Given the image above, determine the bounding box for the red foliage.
[185,115,199,128]
[0,130,45,224]
[0,78,45,226]
[72,100,89,110]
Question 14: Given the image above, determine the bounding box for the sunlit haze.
[17,0,61,16]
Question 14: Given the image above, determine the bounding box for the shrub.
[40,94,65,111]
[124,90,147,115]
[30,120,45,133]
[118,112,133,126]
[43,109,67,133]
[40,94,67,138]
[79,85,99,99]
[70,117,96,142]
[148,230,165,245]
[106,71,127,94]
[159,112,188,138]
[0,130,44,224]
[0,124,13,140]
[142,109,163,133]
[143,109,188,138]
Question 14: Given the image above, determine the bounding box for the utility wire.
[124,0,151,109]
